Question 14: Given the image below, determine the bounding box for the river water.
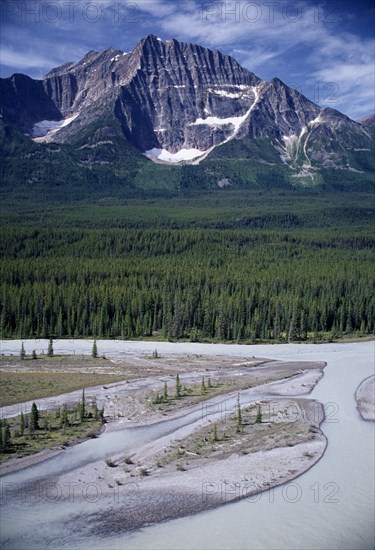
[0,340,374,549]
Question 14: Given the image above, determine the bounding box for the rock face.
[0,74,62,132]
[115,35,260,153]
[0,34,373,173]
[356,114,375,126]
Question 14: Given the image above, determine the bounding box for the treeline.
[1,227,374,341]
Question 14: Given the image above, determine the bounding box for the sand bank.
[355,375,375,421]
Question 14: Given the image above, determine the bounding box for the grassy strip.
[0,358,127,406]
[148,372,297,416]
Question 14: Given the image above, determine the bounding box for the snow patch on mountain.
[191,86,259,131]
[144,86,261,166]
[190,113,248,131]
[208,89,243,99]
[144,148,206,163]
[32,114,79,140]
[310,114,322,125]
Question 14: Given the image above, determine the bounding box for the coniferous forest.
[1,187,374,343]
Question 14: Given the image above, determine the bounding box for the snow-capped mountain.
[0,34,373,187]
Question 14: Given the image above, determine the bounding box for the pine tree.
[153,392,161,404]
[20,411,25,436]
[255,404,262,423]
[163,382,168,402]
[79,390,86,422]
[92,339,98,358]
[2,423,11,451]
[20,342,26,359]
[175,373,182,398]
[287,305,296,343]
[60,405,69,430]
[30,402,40,430]
[32,349,37,360]
[47,337,54,357]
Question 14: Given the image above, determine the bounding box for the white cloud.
[1,47,61,72]
[232,47,285,72]
[136,0,179,17]
[303,26,375,117]
[311,58,375,119]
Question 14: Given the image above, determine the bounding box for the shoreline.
[1,336,373,348]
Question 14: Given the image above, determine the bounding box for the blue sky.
[1,0,374,119]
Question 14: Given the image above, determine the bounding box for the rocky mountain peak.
[0,35,373,179]
[44,62,75,78]
[356,114,375,126]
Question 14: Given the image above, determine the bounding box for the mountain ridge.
[0,34,374,190]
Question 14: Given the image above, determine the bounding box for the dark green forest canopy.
[1,188,374,342]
